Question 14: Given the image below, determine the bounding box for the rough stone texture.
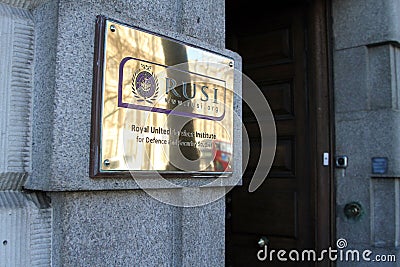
[366,44,400,111]
[0,3,51,266]
[371,179,399,248]
[30,0,57,191]
[181,0,225,48]
[334,1,400,266]
[0,173,27,190]
[336,175,370,246]
[25,0,240,191]
[333,0,400,49]
[336,110,400,177]
[0,175,52,267]
[368,45,394,110]
[181,188,225,266]
[0,0,47,9]
[336,109,400,253]
[17,0,237,266]
[51,189,225,266]
[0,2,33,174]
[51,190,176,266]
[334,46,369,113]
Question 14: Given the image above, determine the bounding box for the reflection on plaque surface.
[92,17,234,175]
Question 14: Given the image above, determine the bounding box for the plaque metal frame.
[90,16,234,178]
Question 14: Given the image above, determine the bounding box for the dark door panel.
[226,1,318,266]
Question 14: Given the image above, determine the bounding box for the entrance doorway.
[225,1,334,266]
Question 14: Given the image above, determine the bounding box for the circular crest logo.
[132,69,159,104]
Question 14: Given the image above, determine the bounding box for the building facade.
[0,0,400,266]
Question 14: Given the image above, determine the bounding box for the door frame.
[306,0,335,264]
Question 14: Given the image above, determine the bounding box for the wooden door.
[226,1,332,266]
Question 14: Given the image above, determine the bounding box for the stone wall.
[333,0,400,265]
[0,2,51,266]
[0,0,241,266]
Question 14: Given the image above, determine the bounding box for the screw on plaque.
[229,62,233,67]
[110,25,116,32]
[103,159,110,166]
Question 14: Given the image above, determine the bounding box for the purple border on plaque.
[117,57,227,121]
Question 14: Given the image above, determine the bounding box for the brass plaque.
[91,17,234,176]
